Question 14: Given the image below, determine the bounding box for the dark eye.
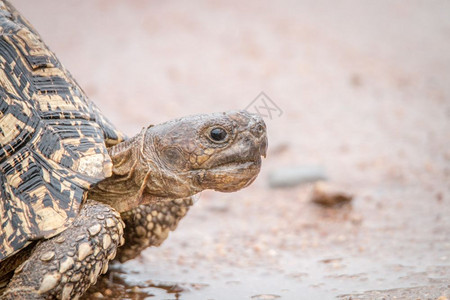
[209,127,228,142]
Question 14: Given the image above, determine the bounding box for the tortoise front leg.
[116,197,193,263]
[2,200,124,300]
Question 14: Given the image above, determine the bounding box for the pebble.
[251,294,281,299]
[310,181,353,207]
[268,166,327,188]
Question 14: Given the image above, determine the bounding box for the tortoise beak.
[260,136,268,158]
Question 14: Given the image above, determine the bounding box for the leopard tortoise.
[0,1,267,299]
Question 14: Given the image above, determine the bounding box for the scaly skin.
[117,198,193,263]
[2,201,124,300]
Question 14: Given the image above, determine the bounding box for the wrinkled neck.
[88,129,155,212]
[88,128,200,212]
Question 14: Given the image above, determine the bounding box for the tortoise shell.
[0,1,125,261]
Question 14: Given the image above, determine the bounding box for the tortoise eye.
[209,127,228,143]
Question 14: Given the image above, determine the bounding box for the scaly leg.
[116,197,193,263]
[2,200,124,300]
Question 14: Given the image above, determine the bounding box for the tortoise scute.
[78,153,112,179]
[0,0,124,262]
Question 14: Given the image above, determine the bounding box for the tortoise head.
[141,110,267,198]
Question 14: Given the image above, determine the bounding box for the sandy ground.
[12,0,450,299]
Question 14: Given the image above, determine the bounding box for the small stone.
[119,235,125,246]
[59,257,74,273]
[251,294,281,300]
[350,214,363,225]
[38,272,61,293]
[111,233,119,241]
[40,251,55,262]
[104,289,113,296]
[105,218,115,228]
[268,166,327,188]
[78,242,93,261]
[310,181,353,207]
[88,224,102,236]
[96,214,105,220]
[103,234,111,249]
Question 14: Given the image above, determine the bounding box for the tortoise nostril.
[251,121,266,138]
[256,124,263,133]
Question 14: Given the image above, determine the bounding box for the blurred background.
[13,0,450,298]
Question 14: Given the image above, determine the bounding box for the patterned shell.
[0,1,125,261]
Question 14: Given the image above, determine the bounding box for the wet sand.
[13,0,450,298]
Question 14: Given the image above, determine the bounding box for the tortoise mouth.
[210,158,261,171]
[194,157,262,193]
[204,146,264,170]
